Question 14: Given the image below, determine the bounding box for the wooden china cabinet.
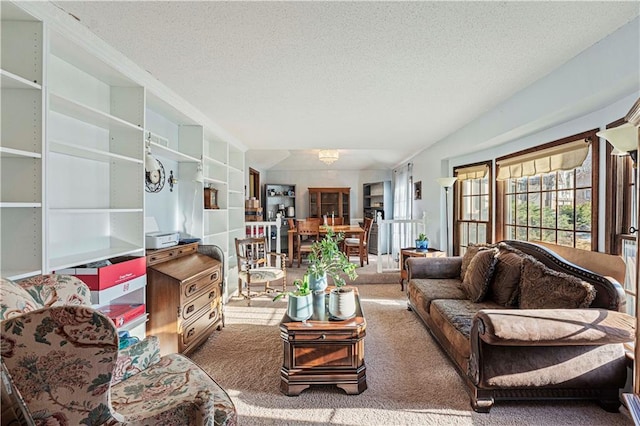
[308,187,351,224]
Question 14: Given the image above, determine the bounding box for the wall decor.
[145,159,166,193]
[414,181,422,200]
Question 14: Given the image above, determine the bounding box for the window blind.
[496,139,590,181]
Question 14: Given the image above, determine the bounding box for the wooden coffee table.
[279,287,367,396]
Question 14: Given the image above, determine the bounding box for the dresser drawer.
[181,306,220,350]
[292,331,359,341]
[147,243,199,266]
[182,266,220,299]
[181,282,219,322]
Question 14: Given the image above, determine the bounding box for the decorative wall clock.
[145,159,166,193]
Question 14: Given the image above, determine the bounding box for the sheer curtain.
[392,163,413,261]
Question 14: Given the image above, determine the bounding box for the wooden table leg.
[288,231,294,267]
[359,233,364,267]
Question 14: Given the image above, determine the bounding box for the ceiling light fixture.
[318,149,339,165]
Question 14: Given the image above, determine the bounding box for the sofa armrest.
[407,257,462,280]
[474,309,635,346]
[112,336,162,385]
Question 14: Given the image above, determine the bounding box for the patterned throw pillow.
[519,256,596,309]
[489,243,526,306]
[461,248,499,302]
[460,243,495,281]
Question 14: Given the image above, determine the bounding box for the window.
[496,129,598,251]
[453,162,492,255]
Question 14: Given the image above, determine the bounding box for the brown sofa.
[406,240,635,413]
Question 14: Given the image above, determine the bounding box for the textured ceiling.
[58,1,640,170]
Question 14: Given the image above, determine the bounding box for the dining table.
[287,224,366,268]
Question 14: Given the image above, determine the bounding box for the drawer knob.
[320,334,326,340]
[187,328,195,338]
[186,304,194,314]
[210,272,218,281]
[188,284,197,294]
[208,291,215,299]
[209,311,217,319]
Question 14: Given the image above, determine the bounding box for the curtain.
[455,164,489,181]
[392,163,413,261]
[496,139,590,181]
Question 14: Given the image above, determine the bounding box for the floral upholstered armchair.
[0,275,237,426]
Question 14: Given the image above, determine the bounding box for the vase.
[287,293,313,321]
[415,239,429,250]
[328,287,356,319]
[308,273,328,294]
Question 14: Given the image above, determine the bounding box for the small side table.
[400,247,446,291]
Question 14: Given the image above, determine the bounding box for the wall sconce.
[144,137,161,173]
[597,123,638,163]
[168,170,177,192]
[194,161,204,183]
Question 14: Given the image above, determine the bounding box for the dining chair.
[344,217,374,266]
[235,237,287,305]
[328,217,344,226]
[296,220,320,268]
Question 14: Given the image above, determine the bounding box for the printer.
[145,231,180,249]
[145,216,179,249]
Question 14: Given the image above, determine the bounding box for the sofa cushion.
[430,299,505,361]
[111,353,237,425]
[408,278,466,313]
[489,244,526,306]
[520,256,596,309]
[460,243,495,281]
[461,248,498,302]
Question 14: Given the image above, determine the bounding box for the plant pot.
[287,293,313,321]
[415,239,429,250]
[328,287,356,319]
[308,273,328,294]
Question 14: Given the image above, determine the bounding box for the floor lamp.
[437,177,457,256]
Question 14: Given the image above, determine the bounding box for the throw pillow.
[519,256,596,309]
[461,248,499,302]
[460,243,495,281]
[489,243,526,306]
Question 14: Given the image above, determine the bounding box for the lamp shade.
[145,150,160,172]
[597,123,637,153]
[436,177,457,188]
[194,163,204,183]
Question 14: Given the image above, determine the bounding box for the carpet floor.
[190,284,632,425]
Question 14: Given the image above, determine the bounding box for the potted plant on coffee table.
[306,230,359,319]
[273,274,313,321]
[415,233,429,251]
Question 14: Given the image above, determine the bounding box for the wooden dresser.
[146,243,223,355]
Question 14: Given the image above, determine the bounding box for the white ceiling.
[58,1,640,171]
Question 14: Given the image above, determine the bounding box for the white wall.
[264,169,391,220]
[405,17,640,253]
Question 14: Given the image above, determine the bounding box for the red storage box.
[98,303,146,328]
[75,256,146,291]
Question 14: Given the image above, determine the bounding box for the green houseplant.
[273,275,313,321]
[304,230,359,319]
[416,233,429,250]
[306,230,358,293]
